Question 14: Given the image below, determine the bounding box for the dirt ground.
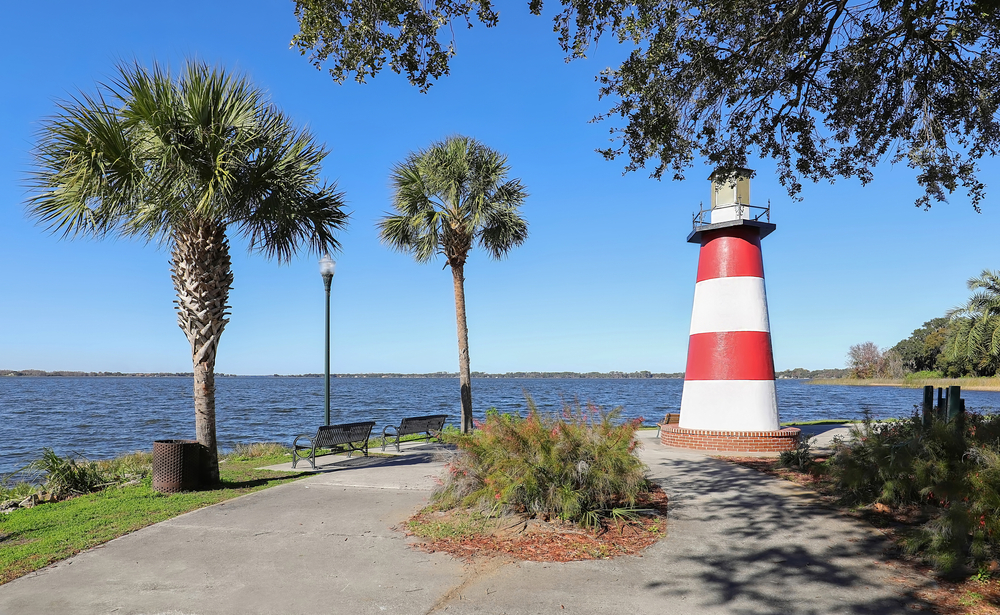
[405,483,670,562]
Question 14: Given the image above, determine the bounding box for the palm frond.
[26,58,348,257]
[948,270,1000,373]
[479,206,529,260]
[379,135,528,266]
[234,182,348,263]
[378,213,439,263]
[27,89,144,238]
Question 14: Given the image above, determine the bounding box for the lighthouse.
[661,169,800,452]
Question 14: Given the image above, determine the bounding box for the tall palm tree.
[948,269,1000,376]
[378,136,528,432]
[26,60,348,485]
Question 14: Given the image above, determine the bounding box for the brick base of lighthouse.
[660,426,800,453]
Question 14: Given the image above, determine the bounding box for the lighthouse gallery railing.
[692,202,770,229]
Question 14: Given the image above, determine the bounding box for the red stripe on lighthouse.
[685,331,775,380]
[696,227,764,282]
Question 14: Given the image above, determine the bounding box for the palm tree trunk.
[451,263,474,433]
[171,220,233,486]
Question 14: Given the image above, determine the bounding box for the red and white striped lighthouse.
[661,169,800,453]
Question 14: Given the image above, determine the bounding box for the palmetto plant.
[948,269,1000,376]
[26,60,348,485]
[378,136,528,432]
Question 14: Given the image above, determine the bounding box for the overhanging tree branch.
[292,0,1000,209]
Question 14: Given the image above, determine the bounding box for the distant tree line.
[775,367,851,379]
[848,270,1000,379]
[286,371,685,379]
[0,370,236,377]
[2,370,685,379]
[475,371,684,379]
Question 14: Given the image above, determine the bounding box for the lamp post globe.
[319,254,336,280]
[319,255,336,426]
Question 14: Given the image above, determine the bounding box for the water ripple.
[1,377,998,474]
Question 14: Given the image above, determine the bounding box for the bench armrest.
[292,434,315,449]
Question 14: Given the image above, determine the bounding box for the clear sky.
[1,1,997,375]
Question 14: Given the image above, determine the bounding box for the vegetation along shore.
[2,369,685,379]
[809,376,1000,391]
[841,270,1000,385]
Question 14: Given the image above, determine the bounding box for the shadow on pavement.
[795,423,855,439]
[639,455,933,614]
[219,472,312,489]
[301,444,455,473]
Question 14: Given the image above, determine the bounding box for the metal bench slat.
[292,420,376,469]
[382,414,448,453]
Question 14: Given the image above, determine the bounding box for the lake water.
[3,377,1000,475]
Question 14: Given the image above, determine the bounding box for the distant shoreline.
[0,369,684,380]
[808,377,1000,392]
[0,368,859,380]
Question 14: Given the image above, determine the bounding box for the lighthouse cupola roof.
[688,167,776,243]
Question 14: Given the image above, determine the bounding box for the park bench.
[655,413,681,438]
[381,414,449,452]
[292,421,376,469]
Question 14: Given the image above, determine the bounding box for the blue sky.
[1,1,997,375]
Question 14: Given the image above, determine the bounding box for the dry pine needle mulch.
[407,484,669,563]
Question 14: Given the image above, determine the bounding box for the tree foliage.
[292,0,1000,209]
[379,135,529,269]
[28,60,347,259]
[847,341,902,378]
[890,317,952,373]
[948,269,1000,376]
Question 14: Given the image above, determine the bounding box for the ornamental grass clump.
[29,449,152,498]
[433,397,649,528]
[829,409,1000,576]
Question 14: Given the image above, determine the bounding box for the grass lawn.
[808,376,1000,391]
[0,453,307,585]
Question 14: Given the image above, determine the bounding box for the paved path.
[0,430,934,614]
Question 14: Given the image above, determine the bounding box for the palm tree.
[378,136,528,432]
[948,269,1000,376]
[26,60,348,485]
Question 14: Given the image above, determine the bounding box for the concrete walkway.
[0,429,934,614]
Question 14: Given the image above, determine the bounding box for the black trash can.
[152,439,201,493]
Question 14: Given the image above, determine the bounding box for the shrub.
[779,436,815,471]
[904,370,945,381]
[29,448,151,497]
[433,397,649,527]
[30,449,106,497]
[828,409,1000,576]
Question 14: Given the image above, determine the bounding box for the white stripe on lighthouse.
[689,277,771,335]
[679,380,779,431]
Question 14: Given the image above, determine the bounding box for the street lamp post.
[319,255,336,426]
